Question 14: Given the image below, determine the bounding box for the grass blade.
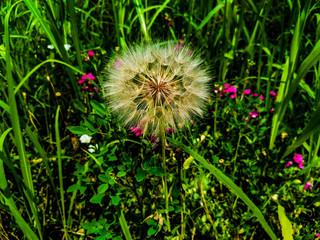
[278,204,294,240]
[55,106,69,238]
[117,207,133,240]
[168,137,278,240]
[4,2,42,238]
[282,106,320,159]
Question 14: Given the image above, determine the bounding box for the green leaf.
[117,171,126,177]
[98,174,109,183]
[148,167,165,176]
[90,194,105,204]
[67,126,93,136]
[278,205,294,240]
[282,106,320,159]
[90,100,106,117]
[167,137,278,240]
[136,168,145,182]
[98,184,109,194]
[111,195,121,206]
[147,226,157,236]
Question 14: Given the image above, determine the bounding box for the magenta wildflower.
[94,87,98,92]
[304,182,313,190]
[166,128,175,134]
[187,50,193,55]
[285,161,293,167]
[249,111,259,118]
[269,91,277,98]
[316,233,320,237]
[175,39,184,51]
[88,50,94,57]
[293,154,304,169]
[251,93,258,97]
[228,86,237,93]
[131,126,143,136]
[243,89,251,95]
[150,135,157,143]
[259,95,264,100]
[270,109,274,113]
[222,84,237,98]
[86,73,95,80]
[244,118,248,122]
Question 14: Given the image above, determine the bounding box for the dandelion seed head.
[104,42,211,133]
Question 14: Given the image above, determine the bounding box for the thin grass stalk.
[160,117,171,232]
[4,2,42,238]
[66,0,83,71]
[112,0,127,49]
[55,106,69,238]
[133,0,150,41]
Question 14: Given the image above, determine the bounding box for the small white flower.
[79,134,92,144]
[88,144,98,153]
[47,45,54,49]
[64,44,71,51]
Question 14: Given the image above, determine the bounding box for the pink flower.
[82,86,89,90]
[187,50,193,55]
[222,84,237,98]
[230,93,237,99]
[304,182,313,190]
[88,50,94,57]
[150,135,157,143]
[269,91,277,98]
[251,93,258,97]
[131,126,143,136]
[94,87,98,92]
[249,111,259,118]
[285,161,293,167]
[293,154,303,164]
[228,86,237,93]
[270,109,274,113]
[166,128,175,134]
[78,79,85,84]
[293,154,304,169]
[259,95,264,100]
[316,233,320,237]
[243,89,251,95]
[244,118,248,122]
[86,73,95,80]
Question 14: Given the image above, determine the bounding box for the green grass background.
[1,0,320,239]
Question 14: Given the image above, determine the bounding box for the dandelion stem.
[160,117,171,231]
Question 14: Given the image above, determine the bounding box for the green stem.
[160,118,170,231]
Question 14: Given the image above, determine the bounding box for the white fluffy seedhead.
[103,42,211,134]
